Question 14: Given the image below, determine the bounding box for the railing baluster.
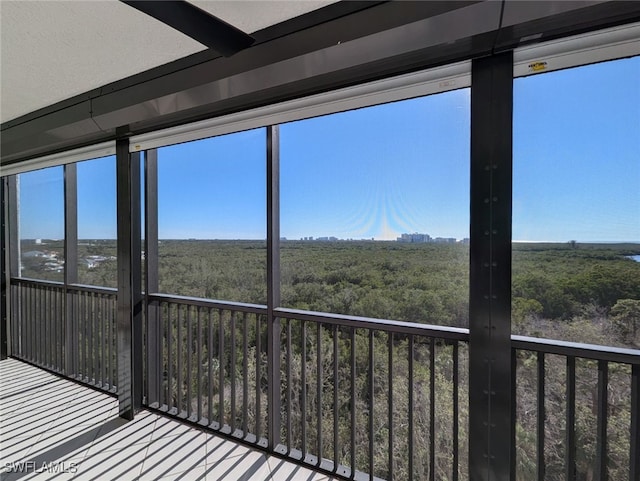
[106,295,111,388]
[52,286,56,369]
[42,285,46,365]
[388,332,394,481]
[45,286,50,368]
[76,290,81,378]
[33,284,37,363]
[42,287,53,369]
[37,284,42,365]
[46,286,50,366]
[511,348,517,480]
[88,292,93,383]
[537,351,546,481]
[93,292,99,384]
[430,337,435,481]
[26,284,31,362]
[51,287,56,370]
[317,322,323,467]
[49,287,58,364]
[177,304,183,415]
[51,286,55,368]
[54,287,59,369]
[58,287,63,371]
[113,293,117,389]
[187,305,193,419]
[301,320,307,459]
[286,318,292,453]
[30,284,34,362]
[89,293,94,384]
[255,313,262,440]
[409,335,414,481]
[219,309,225,429]
[566,356,576,481]
[84,291,89,380]
[453,341,459,481]
[596,360,609,481]
[50,286,54,368]
[230,311,237,434]
[20,286,24,358]
[99,295,104,386]
[36,284,39,363]
[23,285,27,360]
[197,306,203,422]
[88,294,97,385]
[334,324,339,474]
[368,329,374,481]
[243,312,249,438]
[93,293,98,384]
[13,286,18,356]
[350,326,356,479]
[167,303,173,410]
[39,285,44,365]
[207,307,213,424]
[31,285,35,362]
[41,285,44,366]
[79,291,85,379]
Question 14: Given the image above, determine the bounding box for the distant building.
[35,239,42,245]
[397,233,432,243]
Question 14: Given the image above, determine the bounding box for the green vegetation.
[512,242,640,348]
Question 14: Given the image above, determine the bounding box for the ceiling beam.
[121,1,254,57]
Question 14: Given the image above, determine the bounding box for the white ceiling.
[0,0,336,124]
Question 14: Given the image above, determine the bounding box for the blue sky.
[18,56,639,243]
[513,56,640,242]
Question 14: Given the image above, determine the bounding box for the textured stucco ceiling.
[0,0,336,123]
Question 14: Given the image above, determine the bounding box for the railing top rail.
[275,307,471,340]
[11,277,118,295]
[512,334,640,365]
[148,292,268,315]
[67,283,118,295]
[11,276,65,288]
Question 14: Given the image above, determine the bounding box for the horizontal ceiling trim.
[0,141,115,177]
[129,61,471,152]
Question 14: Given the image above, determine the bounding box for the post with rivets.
[116,135,143,420]
[469,51,513,481]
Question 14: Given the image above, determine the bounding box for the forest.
[17,239,640,480]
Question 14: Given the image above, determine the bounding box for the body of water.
[628,255,640,262]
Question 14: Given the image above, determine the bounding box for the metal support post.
[145,149,160,407]
[267,125,282,449]
[469,51,513,481]
[64,163,78,376]
[116,137,143,420]
[1,178,8,360]
[6,177,19,357]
